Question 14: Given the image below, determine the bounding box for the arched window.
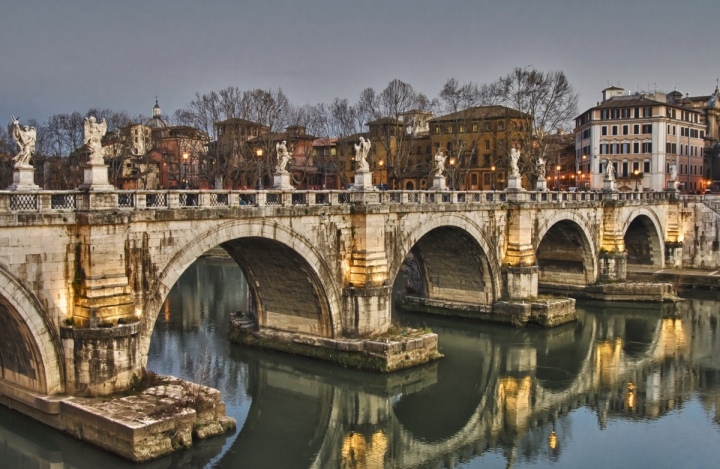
[406,181,415,190]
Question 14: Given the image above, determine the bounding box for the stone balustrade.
[0,188,677,213]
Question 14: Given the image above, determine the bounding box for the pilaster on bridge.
[0,187,684,398]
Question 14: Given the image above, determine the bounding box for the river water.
[1,258,719,469]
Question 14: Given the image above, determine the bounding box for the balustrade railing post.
[227,192,238,207]
[198,192,210,207]
[256,191,266,207]
[38,193,52,212]
[167,192,180,208]
[307,191,316,206]
[401,192,410,204]
[136,193,147,209]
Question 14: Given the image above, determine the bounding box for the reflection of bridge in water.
[1,291,719,468]
[238,298,720,469]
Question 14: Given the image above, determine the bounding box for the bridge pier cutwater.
[0,187,717,460]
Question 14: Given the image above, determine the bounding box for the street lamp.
[556,165,561,192]
[378,160,384,188]
[491,165,496,191]
[182,153,189,189]
[255,147,264,191]
[449,157,456,191]
[634,169,639,191]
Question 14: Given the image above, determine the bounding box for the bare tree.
[496,67,579,186]
[358,79,433,188]
[435,78,503,189]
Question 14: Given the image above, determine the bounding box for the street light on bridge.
[255,147,264,191]
[182,153,189,189]
[556,165,561,192]
[449,157,456,191]
[634,169,639,192]
[491,165,496,191]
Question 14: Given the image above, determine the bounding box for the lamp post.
[182,153,189,189]
[491,165,496,191]
[634,169,639,191]
[255,148,264,191]
[556,165,561,192]
[378,160,384,188]
[449,157,456,191]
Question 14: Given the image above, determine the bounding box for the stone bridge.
[0,188,690,399]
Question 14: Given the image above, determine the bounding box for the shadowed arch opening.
[537,220,595,286]
[0,296,48,393]
[624,215,663,267]
[221,238,333,337]
[403,226,495,305]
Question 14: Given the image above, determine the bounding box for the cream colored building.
[575,86,707,192]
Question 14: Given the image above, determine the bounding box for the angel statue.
[509,148,521,178]
[536,154,546,179]
[669,164,677,182]
[605,161,616,181]
[11,116,36,168]
[353,137,371,172]
[275,140,292,173]
[84,116,108,164]
[434,150,447,177]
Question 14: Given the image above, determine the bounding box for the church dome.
[145,98,169,129]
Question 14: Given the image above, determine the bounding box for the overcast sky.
[1,0,718,125]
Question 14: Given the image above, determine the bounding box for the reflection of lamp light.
[628,382,635,409]
[549,430,557,450]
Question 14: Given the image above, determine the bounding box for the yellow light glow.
[549,430,557,450]
[628,382,635,409]
[135,308,142,318]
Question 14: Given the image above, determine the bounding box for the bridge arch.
[0,265,64,395]
[140,220,342,359]
[622,208,665,267]
[390,214,502,306]
[534,213,598,285]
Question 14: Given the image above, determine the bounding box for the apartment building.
[575,86,707,192]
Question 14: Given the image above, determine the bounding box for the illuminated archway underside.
[0,296,47,393]
[221,237,333,338]
[624,216,663,267]
[410,227,494,305]
[537,220,595,286]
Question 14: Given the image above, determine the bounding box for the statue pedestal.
[351,171,375,191]
[667,181,678,192]
[271,172,294,190]
[506,175,524,192]
[78,162,114,191]
[535,179,548,191]
[602,178,617,192]
[429,176,447,191]
[7,166,40,191]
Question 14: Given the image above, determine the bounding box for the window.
[582,128,591,139]
[633,142,640,154]
[643,107,652,117]
[611,143,619,154]
[434,126,440,134]
[634,108,640,118]
[612,126,618,135]
[498,122,504,130]
[642,124,652,134]
[633,124,640,134]
[644,161,651,173]
[612,109,620,119]
[633,161,640,172]
[602,126,608,136]
[417,146,421,154]
[622,108,630,118]
[701,130,705,139]
[600,144,608,154]
[672,143,677,154]
[601,110,609,120]
[426,145,431,154]
[447,125,453,133]
[483,154,491,166]
[622,143,630,154]
[667,125,671,134]
[459,125,464,133]
[485,140,490,150]
[472,124,478,132]
[622,161,629,177]
[622,125,629,135]
[642,142,652,153]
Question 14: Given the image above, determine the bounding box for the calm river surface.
[1,258,720,468]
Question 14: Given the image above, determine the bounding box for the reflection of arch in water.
[141,221,342,361]
[622,210,665,267]
[0,265,64,395]
[534,214,598,285]
[390,214,502,305]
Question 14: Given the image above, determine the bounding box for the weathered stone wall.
[678,199,720,268]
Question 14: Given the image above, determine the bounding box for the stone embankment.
[229,314,443,372]
[397,294,577,327]
[0,375,235,463]
[539,281,679,302]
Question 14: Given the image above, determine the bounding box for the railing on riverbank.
[0,188,678,213]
